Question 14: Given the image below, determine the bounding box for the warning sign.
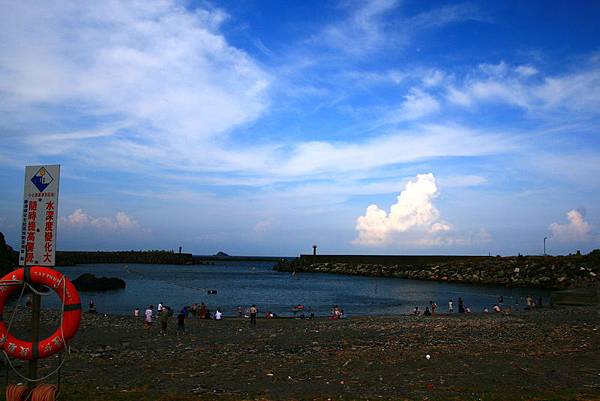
[19,165,60,267]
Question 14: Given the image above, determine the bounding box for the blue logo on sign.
[31,167,53,192]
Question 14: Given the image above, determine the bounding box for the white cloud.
[408,3,484,29]
[353,173,493,247]
[478,61,509,77]
[438,175,487,188]
[114,212,137,230]
[549,209,592,242]
[64,209,90,226]
[277,124,511,177]
[393,88,440,121]
[0,0,270,164]
[515,65,538,76]
[0,1,510,189]
[62,209,141,232]
[446,86,473,107]
[321,0,399,55]
[422,69,446,87]
[446,59,600,114]
[340,69,407,86]
[354,173,452,246]
[253,218,276,234]
[318,1,481,56]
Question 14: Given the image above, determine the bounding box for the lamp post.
[543,237,547,256]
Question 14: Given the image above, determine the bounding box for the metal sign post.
[29,293,41,387]
[19,165,60,387]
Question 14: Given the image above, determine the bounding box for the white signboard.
[19,165,60,266]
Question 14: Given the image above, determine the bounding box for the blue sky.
[1,0,599,256]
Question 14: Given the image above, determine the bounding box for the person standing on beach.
[198,302,207,319]
[249,304,257,325]
[458,297,465,313]
[159,307,169,335]
[144,305,154,330]
[448,299,453,313]
[176,310,185,335]
[526,295,533,309]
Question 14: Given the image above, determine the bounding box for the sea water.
[41,262,550,317]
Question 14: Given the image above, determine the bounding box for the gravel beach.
[2,306,600,400]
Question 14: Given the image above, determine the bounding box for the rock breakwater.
[276,251,600,289]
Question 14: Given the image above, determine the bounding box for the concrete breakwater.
[55,251,285,266]
[56,250,199,265]
[275,253,600,289]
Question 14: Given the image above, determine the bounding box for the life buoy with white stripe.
[0,266,81,360]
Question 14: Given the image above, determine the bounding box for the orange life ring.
[0,266,81,360]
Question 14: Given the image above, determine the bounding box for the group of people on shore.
[329,305,345,319]
[137,302,259,334]
[484,295,542,314]
[135,301,340,333]
[412,295,544,316]
[139,303,179,335]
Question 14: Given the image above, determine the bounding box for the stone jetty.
[275,251,600,289]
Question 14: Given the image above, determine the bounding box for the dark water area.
[42,262,550,317]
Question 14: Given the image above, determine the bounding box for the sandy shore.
[2,307,600,400]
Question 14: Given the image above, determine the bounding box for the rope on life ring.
[0,266,82,361]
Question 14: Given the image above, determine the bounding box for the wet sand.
[3,307,600,400]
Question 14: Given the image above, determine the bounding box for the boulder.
[72,273,126,292]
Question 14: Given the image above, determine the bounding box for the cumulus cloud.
[354,173,452,246]
[549,209,592,242]
[64,209,90,226]
[62,209,140,231]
